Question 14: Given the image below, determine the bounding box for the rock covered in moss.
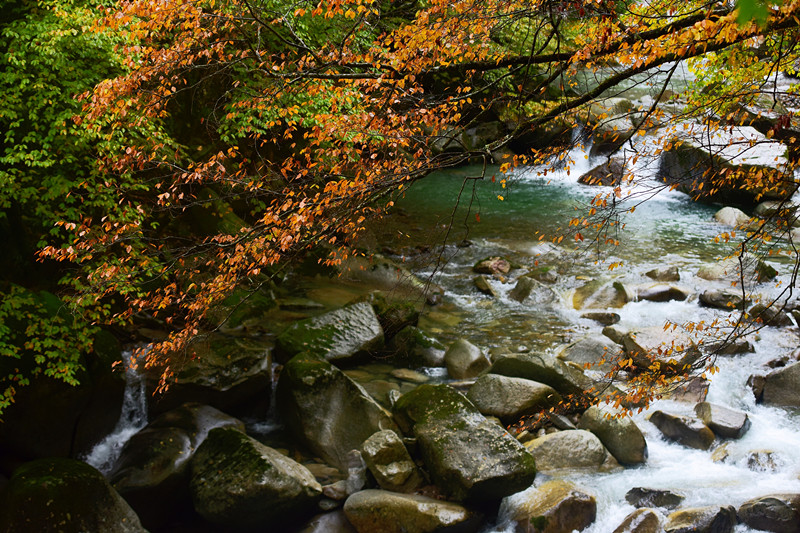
[392,384,536,501]
[506,479,596,533]
[189,427,321,530]
[275,302,384,364]
[277,352,398,471]
[0,458,145,533]
[388,326,446,367]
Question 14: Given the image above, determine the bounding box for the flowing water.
[379,137,800,531]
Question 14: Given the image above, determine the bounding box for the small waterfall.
[83,348,148,475]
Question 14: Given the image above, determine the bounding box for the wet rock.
[343,489,479,533]
[581,311,621,325]
[361,430,422,493]
[527,266,560,284]
[748,303,794,327]
[704,338,755,355]
[697,255,778,283]
[578,157,626,186]
[297,510,358,533]
[489,352,592,397]
[646,266,681,282]
[621,327,700,372]
[338,254,443,305]
[389,326,446,368]
[636,284,690,302]
[190,427,322,530]
[558,335,625,373]
[392,384,536,501]
[762,361,800,407]
[647,411,715,450]
[747,450,781,472]
[508,480,596,533]
[355,291,420,339]
[509,276,559,305]
[664,506,737,533]
[473,275,497,297]
[525,430,618,473]
[275,302,384,364]
[613,508,663,533]
[748,374,767,401]
[577,405,648,465]
[473,256,512,276]
[664,376,710,403]
[625,487,683,510]
[110,403,244,527]
[714,206,751,227]
[444,339,491,379]
[0,458,145,533]
[738,493,800,532]
[755,200,798,219]
[603,325,628,344]
[390,368,429,383]
[572,280,633,309]
[693,402,750,439]
[276,353,398,471]
[467,374,561,423]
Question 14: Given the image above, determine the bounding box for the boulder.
[473,275,497,297]
[276,353,399,471]
[664,506,737,533]
[754,200,798,219]
[489,352,592,397]
[577,405,647,465]
[389,326,446,367]
[647,411,715,450]
[663,376,710,403]
[645,266,680,282]
[110,403,245,527]
[693,402,750,439]
[392,384,536,501]
[697,255,778,283]
[621,327,700,372]
[578,157,626,186]
[146,334,272,416]
[699,289,746,310]
[275,302,384,364]
[738,493,800,532]
[581,311,621,325]
[190,427,321,530]
[355,291,420,339]
[625,487,684,510]
[507,480,596,533]
[444,339,491,379]
[748,303,794,327]
[338,254,442,305]
[704,338,755,355]
[0,458,145,533]
[613,508,663,533]
[360,430,422,493]
[297,510,358,533]
[748,450,781,472]
[524,430,618,473]
[509,276,559,305]
[473,256,512,275]
[658,125,792,206]
[762,361,800,407]
[558,335,625,373]
[714,206,751,227]
[343,489,479,533]
[467,374,561,423]
[572,280,633,309]
[636,284,690,302]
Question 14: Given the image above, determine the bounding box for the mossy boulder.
[577,404,648,465]
[276,353,398,471]
[275,302,385,365]
[0,458,145,532]
[190,427,321,530]
[392,384,536,501]
[355,291,420,339]
[388,326,446,368]
[507,479,596,533]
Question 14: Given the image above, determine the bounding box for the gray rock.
[473,256,511,275]
[646,266,680,282]
[572,280,633,309]
[636,284,690,302]
[525,430,618,473]
[508,480,596,533]
[190,427,321,529]
[664,506,737,533]
[445,339,491,379]
[647,411,715,450]
[578,405,647,465]
[663,376,710,403]
[762,361,800,407]
[704,338,755,355]
[699,289,746,310]
[276,302,384,364]
[625,487,684,510]
[621,327,700,372]
[714,206,751,227]
[489,352,592,397]
[338,254,442,305]
[361,430,422,493]
[755,200,798,219]
[613,508,663,533]
[697,255,778,283]
[110,403,244,527]
[343,489,478,533]
[509,276,559,304]
[578,157,626,186]
[694,402,750,439]
[467,374,561,423]
[559,335,625,373]
[738,493,800,532]
[603,325,628,344]
[748,303,794,327]
[392,384,536,501]
[747,450,781,472]
[276,353,398,471]
[389,326,446,368]
[473,275,497,297]
[581,312,621,325]
[0,458,145,533]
